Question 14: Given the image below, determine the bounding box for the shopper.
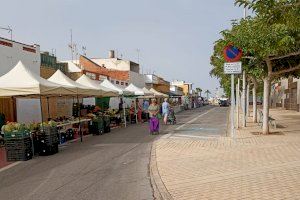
[130,100,135,123]
[143,99,150,121]
[137,100,142,123]
[162,98,170,124]
[148,98,160,134]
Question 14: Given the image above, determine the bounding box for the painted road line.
[175,107,216,131]
[0,161,21,173]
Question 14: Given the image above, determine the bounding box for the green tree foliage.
[210,0,300,134]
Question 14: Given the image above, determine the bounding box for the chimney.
[109,50,115,58]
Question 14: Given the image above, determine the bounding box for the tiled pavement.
[151,108,300,200]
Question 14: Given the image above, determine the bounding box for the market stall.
[0,62,117,160]
[0,62,78,160]
[48,70,107,142]
[125,84,146,123]
[150,88,169,98]
[169,92,184,113]
[100,79,134,127]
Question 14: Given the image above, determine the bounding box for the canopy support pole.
[37,95,46,156]
[46,97,50,119]
[122,96,126,127]
[135,98,138,123]
[77,94,82,142]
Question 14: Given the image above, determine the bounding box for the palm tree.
[204,90,211,100]
[195,88,202,97]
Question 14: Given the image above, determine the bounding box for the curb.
[150,141,173,200]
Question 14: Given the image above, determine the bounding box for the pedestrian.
[137,100,142,123]
[162,98,170,124]
[130,100,135,123]
[143,99,150,121]
[148,98,160,134]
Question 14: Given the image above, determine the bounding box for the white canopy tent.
[124,84,147,124]
[150,88,169,98]
[76,74,118,97]
[0,61,76,97]
[141,87,155,98]
[125,84,145,96]
[48,70,99,96]
[100,79,135,127]
[100,79,133,96]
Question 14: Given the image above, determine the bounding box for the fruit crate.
[4,130,30,140]
[38,133,59,145]
[5,137,32,150]
[39,142,59,156]
[89,117,104,135]
[6,148,32,161]
[40,126,58,135]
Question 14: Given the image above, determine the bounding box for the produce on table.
[2,122,29,133]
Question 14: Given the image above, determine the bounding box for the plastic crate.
[5,137,32,150]
[39,134,59,145]
[39,143,59,156]
[90,118,104,135]
[6,148,32,161]
[4,130,30,140]
[40,126,58,135]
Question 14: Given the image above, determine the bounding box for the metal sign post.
[224,62,242,138]
[223,45,243,138]
[230,74,236,138]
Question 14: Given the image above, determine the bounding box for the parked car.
[219,100,229,107]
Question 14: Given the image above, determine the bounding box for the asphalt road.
[0,105,227,200]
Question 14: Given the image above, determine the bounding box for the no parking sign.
[223,45,243,62]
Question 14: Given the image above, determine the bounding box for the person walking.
[130,100,135,123]
[143,99,149,122]
[162,98,170,125]
[148,98,160,134]
[137,100,142,123]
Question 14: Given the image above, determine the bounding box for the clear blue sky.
[0,0,244,93]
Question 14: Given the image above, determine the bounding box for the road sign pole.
[231,74,235,138]
[236,77,240,128]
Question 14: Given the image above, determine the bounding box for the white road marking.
[175,108,216,130]
[0,161,21,173]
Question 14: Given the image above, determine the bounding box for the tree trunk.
[242,71,246,127]
[236,78,240,128]
[247,83,250,117]
[252,85,257,123]
[262,77,270,134]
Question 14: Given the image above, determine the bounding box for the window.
[0,40,12,47]
[86,72,96,80]
[125,83,128,86]
[99,75,107,81]
[116,81,120,84]
[121,82,124,86]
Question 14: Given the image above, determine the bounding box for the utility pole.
[137,49,142,74]
[68,29,74,62]
[231,75,236,138]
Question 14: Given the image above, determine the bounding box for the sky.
[0,0,244,94]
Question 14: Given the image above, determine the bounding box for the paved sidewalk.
[151,108,300,199]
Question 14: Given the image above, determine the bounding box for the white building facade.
[0,37,40,75]
[0,37,41,123]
